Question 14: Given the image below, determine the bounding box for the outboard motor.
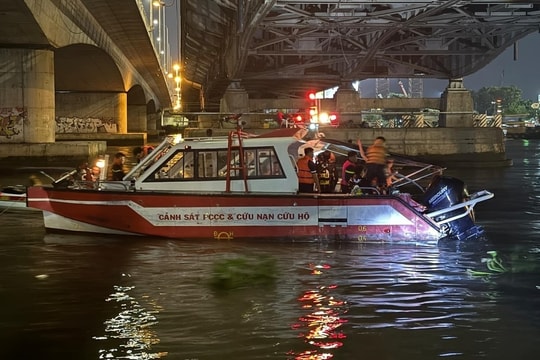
[421,175,483,241]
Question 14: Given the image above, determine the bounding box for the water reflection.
[93,279,166,359]
[289,263,348,360]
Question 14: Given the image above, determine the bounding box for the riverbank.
[186,126,512,168]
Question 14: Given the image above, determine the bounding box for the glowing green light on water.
[484,250,507,273]
[466,250,507,277]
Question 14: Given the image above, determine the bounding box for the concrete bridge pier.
[0,48,55,143]
[127,103,148,133]
[0,48,107,168]
[220,80,250,124]
[335,80,359,113]
[439,78,474,127]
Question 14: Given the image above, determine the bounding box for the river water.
[0,139,539,360]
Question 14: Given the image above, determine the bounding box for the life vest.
[366,145,386,165]
[297,156,314,184]
[318,167,330,185]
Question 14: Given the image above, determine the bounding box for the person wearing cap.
[340,150,360,193]
[111,152,126,181]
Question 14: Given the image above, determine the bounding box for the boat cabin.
[122,133,304,194]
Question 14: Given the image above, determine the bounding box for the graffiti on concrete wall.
[0,107,25,142]
[55,117,118,134]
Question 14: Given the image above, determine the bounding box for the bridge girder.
[182,0,540,111]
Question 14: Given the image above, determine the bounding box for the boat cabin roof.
[125,129,306,194]
[102,128,442,196]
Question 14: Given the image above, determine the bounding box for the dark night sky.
[462,32,540,101]
[358,32,540,101]
[428,32,540,101]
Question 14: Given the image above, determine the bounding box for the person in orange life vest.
[297,147,320,193]
[133,145,155,163]
[340,150,360,193]
[358,136,388,188]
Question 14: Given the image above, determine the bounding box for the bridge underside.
[181,0,540,111]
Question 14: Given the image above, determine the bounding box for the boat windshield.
[124,135,178,180]
[140,146,285,182]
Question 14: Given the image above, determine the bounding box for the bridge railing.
[171,111,504,130]
[135,0,173,78]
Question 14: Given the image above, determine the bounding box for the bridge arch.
[55,44,124,92]
[55,44,159,135]
[127,84,154,133]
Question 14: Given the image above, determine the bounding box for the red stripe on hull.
[27,187,441,244]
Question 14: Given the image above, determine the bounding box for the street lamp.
[172,63,181,110]
[490,99,501,116]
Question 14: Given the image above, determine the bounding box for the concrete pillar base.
[439,78,474,127]
[0,48,55,143]
[127,104,148,132]
[220,80,250,126]
[0,141,107,168]
[335,80,359,113]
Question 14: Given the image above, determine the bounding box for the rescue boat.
[0,185,30,211]
[26,127,493,245]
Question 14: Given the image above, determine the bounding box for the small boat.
[0,169,74,212]
[26,127,494,245]
[0,185,30,211]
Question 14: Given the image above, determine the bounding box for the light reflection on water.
[0,140,539,359]
[93,282,165,360]
[289,264,347,360]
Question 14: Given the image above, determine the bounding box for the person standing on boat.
[358,136,388,189]
[316,152,332,193]
[297,147,320,193]
[340,151,361,193]
[133,145,154,163]
[111,152,126,181]
[324,150,338,192]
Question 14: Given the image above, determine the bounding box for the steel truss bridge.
[179,0,540,111]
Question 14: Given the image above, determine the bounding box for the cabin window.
[144,147,284,182]
[149,149,195,180]
[258,149,283,176]
[198,151,218,178]
[245,150,257,175]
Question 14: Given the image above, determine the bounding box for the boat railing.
[97,181,132,191]
[349,185,381,195]
[392,164,444,192]
[424,190,494,226]
[71,180,131,191]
